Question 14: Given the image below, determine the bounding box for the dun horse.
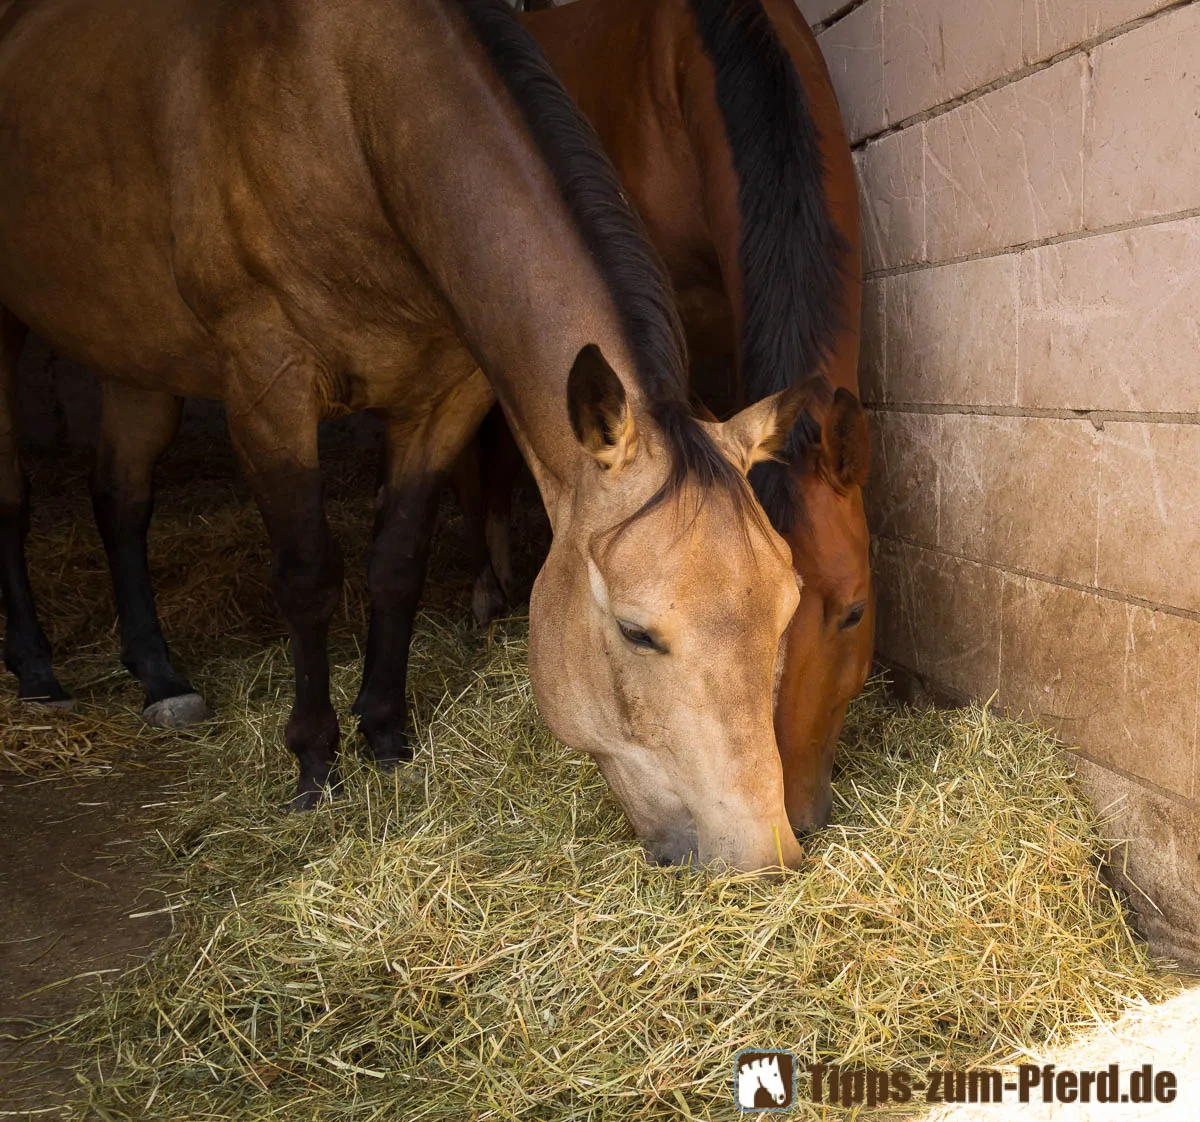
[0,0,806,870]
[471,0,874,832]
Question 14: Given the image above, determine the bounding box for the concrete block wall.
[800,0,1200,963]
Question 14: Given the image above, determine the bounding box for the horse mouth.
[645,821,700,867]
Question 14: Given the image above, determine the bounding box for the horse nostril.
[790,789,834,839]
[790,805,832,841]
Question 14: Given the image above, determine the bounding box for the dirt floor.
[0,760,182,1117]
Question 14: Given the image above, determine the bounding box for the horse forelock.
[748,379,832,535]
[688,0,849,531]
[598,399,770,555]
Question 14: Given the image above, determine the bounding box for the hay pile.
[3,444,1176,1120]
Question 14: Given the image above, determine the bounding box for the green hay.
[2,446,1176,1120]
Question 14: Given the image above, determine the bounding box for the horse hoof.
[374,751,415,773]
[143,692,210,728]
[289,787,324,813]
[357,718,413,770]
[289,772,340,813]
[23,695,74,712]
[471,568,508,628]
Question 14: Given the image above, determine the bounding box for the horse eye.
[840,602,867,630]
[618,621,661,652]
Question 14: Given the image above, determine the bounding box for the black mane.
[457,0,756,521]
[690,0,849,531]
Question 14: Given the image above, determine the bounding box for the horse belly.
[0,0,217,393]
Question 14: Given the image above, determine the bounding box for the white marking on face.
[773,629,787,705]
[772,571,804,705]
[587,558,610,612]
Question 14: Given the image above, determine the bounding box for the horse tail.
[686,0,849,530]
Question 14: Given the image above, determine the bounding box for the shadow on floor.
[0,754,185,1118]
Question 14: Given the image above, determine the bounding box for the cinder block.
[857,127,925,272]
[817,0,885,143]
[884,255,1019,405]
[883,0,1024,125]
[858,277,886,404]
[1073,758,1200,969]
[795,0,847,26]
[1000,575,1199,800]
[1022,0,1177,73]
[1017,217,1200,412]
[873,539,1003,698]
[1098,422,1200,615]
[872,536,920,671]
[1085,3,1200,227]
[924,56,1085,261]
[863,408,941,545]
[938,414,1101,586]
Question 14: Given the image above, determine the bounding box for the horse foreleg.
[92,380,207,726]
[353,368,495,765]
[0,306,69,706]
[223,339,344,810]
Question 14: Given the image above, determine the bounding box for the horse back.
[524,0,716,295]
[0,0,461,403]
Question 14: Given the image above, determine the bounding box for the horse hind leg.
[0,305,70,706]
[481,406,525,602]
[452,405,522,629]
[450,435,507,628]
[92,380,208,726]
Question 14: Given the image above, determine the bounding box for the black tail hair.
[689,0,849,531]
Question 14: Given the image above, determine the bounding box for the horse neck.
[353,0,643,500]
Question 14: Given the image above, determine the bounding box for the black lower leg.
[451,438,507,627]
[0,481,68,704]
[91,385,204,723]
[479,406,523,603]
[352,480,440,766]
[92,486,197,711]
[0,309,64,703]
[268,496,344,809]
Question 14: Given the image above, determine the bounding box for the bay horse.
[0,0,808,870]
[471,0,874,833]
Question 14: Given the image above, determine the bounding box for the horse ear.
[821,388,870,488]
[566,344,638,470]
[711,380,814,475]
